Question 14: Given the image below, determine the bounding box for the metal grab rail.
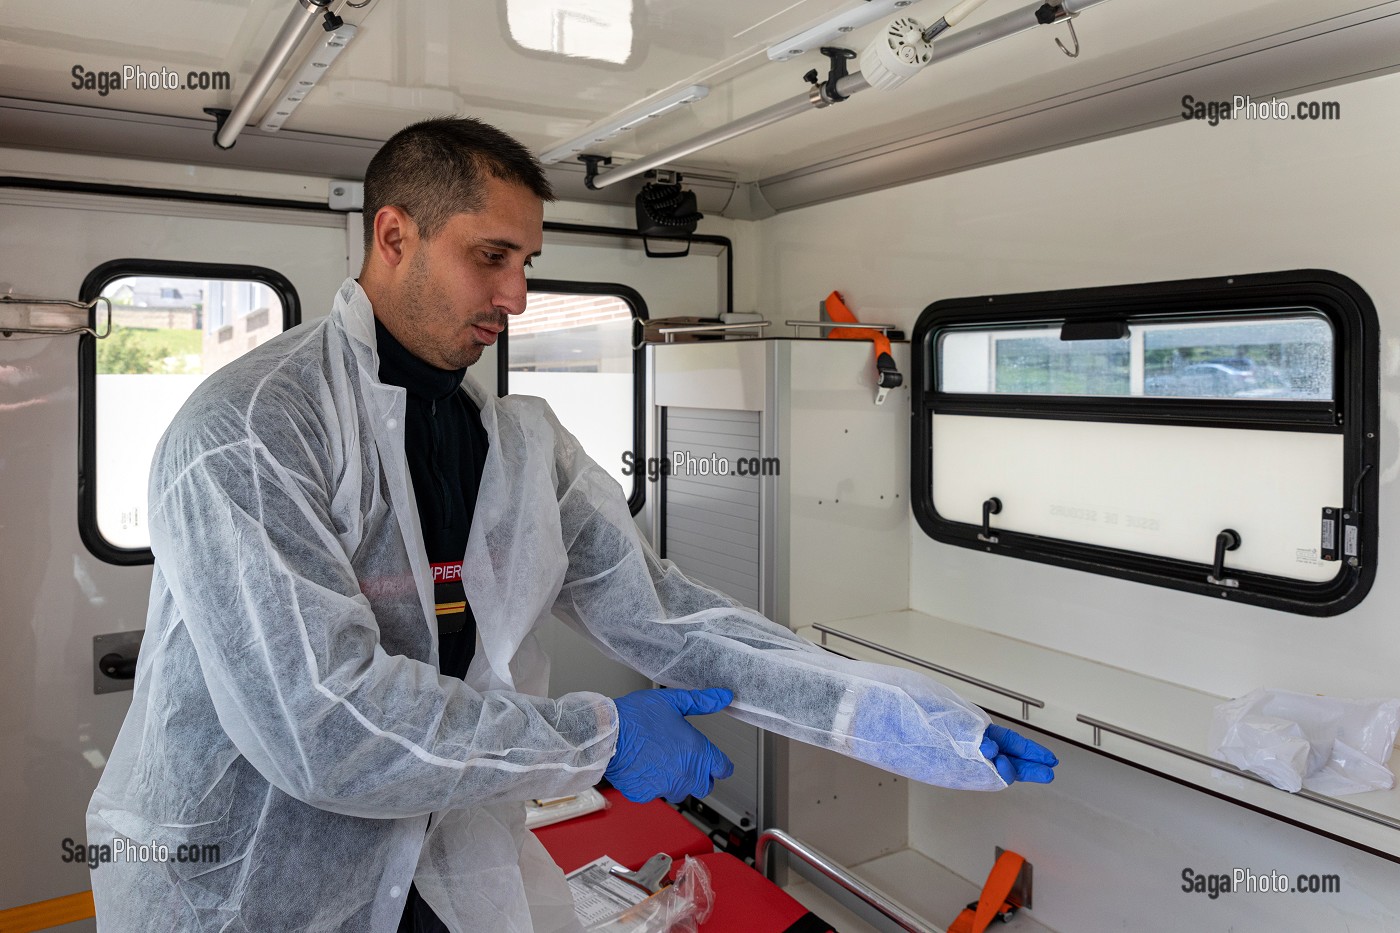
[0,295,112,338]
[786,320,897,333]
[813,624,1045,719]
[1077,715,1400,833]
[755,828,935,933]
[655,321,770,342]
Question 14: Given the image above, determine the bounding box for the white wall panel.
[757,72,1400,701]
[756,72,1400,929]
[0,191,347,922]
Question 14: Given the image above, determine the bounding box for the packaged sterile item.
[569,855,714,933]
[1208,688,1400,795]
[525,788,609,829]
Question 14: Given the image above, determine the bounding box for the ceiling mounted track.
[579,0,1111,191]
[209,0,350,150]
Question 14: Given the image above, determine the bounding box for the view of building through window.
[94,275,285,550]
[939,313,1333,401]
[96,276,281,376]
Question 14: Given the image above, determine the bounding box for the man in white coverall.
[87,117,1057,933]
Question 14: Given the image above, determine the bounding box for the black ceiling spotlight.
[635,171,703,258]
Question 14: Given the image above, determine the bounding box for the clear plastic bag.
[1208,688,1400,795]
[586,856,714,933]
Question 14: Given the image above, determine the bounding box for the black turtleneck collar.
[374,316,466,401]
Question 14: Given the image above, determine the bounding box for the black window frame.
[78,259,301,566]
[911,269,1379,616]
[498,280,649,516]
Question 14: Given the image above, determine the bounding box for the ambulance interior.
[4,0,1400,929]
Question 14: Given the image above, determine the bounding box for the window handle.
[979,497,1003,544]
[1208,529,1242,588]
[98,651,137,680]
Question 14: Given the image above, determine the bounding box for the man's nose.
[496,266,529,316]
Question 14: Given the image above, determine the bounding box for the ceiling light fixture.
[259,17,359,132]
[766,0,919,62]
[538,85,710,165]
[211,0,349,149]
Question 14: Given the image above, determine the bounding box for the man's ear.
[371,206,417,270]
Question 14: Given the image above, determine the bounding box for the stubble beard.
[395,250,497,371]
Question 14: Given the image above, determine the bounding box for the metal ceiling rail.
[758,0,1400,213]
[213,0,348,150]
[583,0,1114,191]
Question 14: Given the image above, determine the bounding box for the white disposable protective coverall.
[87,278,1002,933]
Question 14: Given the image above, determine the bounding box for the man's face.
[385,176,544,370]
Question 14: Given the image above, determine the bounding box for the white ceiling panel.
[1,0,1397,207]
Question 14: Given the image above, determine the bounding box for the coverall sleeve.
[147,404,616,820]
[545,412,1004,791]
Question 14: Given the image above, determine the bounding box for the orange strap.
[946,850,1025,933]
[823,291,894,358]
[0,891,96,932]
[823,291,902,402]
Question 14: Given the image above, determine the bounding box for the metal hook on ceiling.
[1055,14,1081,58]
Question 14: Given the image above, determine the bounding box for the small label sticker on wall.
[1344,522,1360,559]
[1320,508,1338,562]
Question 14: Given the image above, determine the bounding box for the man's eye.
[483,252,505,263]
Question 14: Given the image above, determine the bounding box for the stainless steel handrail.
[0,295,112,338]
[755,828,935,933]
[655,321,770,342]
[812,624,1045,719]
[1077,714,1400,833]
[786,320,896,333]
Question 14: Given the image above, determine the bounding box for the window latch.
[1207,529,1242,588]
[1324,465,1370,566]
[979,497,1003,544]
[1320,507,1363,567]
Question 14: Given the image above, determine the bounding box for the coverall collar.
[337,277,491,409]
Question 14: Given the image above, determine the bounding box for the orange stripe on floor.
[0,890,95,932]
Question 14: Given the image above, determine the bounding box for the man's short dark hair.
[362,116,554,251]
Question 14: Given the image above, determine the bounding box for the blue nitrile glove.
[980,724,1058,784]
[604,688,736,804]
